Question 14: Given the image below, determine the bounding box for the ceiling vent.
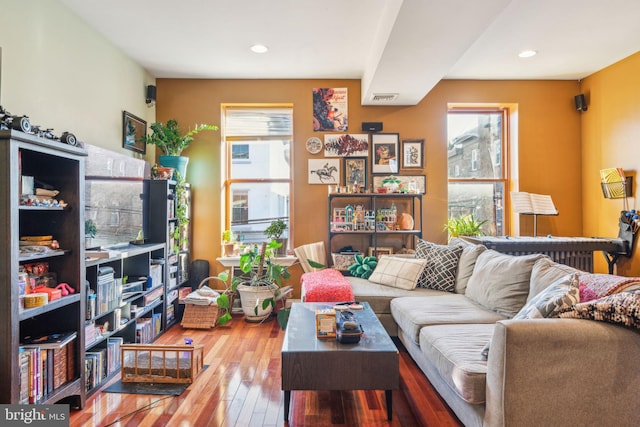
[370,93,399,102]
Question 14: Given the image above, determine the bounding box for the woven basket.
[181,276,233,329]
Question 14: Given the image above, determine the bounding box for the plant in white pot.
[230,240,291,323]
[145,119,218,178]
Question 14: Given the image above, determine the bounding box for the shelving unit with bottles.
[84,243,165,396]
[144,179,191,328]
[328,192,422,268]
[0,130,86,407]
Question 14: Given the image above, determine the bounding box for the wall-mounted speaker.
[146,85,157,105]
[362,121,383,132]
[574,94,587,112]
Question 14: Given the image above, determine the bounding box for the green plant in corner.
[444,214,487,238]
[145,119,218,156]
[231,240,292,328]
[172,172,189,254]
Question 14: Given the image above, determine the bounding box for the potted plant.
[264,219,288,256]
[85,219,97,249]
[145,119,218,178]
[222,229,237,256]
[221,240,291,324]
[444,214,487,239]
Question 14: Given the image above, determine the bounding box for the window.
[447,109,507,236]
[223,105,293,248]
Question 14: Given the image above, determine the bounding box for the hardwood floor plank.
[70,315,462,426]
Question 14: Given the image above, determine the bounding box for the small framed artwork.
[122,111,147,154]
[308,158,340,184]
[372,133,399,174]
[344,157,367,187]
[368,246,394,258]
[401,139,424,169]
[324,134,369,157]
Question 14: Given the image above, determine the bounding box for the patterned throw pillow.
[367,256,429,290]
[513,273,580,319]
[415,240,463,292]
[559,289,640,328]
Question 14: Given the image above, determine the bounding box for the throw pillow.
[367,256,428,290]
[454,244,486,294]
[559,289,640,328]
[480,272,579,361]
[415,240,463,292]
[465,250,546,318]
[528,256,577,302]
[513,273,579,319]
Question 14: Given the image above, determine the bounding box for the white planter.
[236,283,278,322]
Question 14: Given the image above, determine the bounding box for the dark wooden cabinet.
[143,179,191,328]
[84,243,165,396]
[0,130,86,407]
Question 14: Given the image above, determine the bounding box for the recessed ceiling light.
[518,50,537,58]
[250,44,268,54]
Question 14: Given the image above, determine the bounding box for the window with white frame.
[223,105,293,248]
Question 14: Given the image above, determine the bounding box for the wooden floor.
[70,315,462,427]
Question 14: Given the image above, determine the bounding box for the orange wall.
[581,51,640,275]
[156,78,583,277]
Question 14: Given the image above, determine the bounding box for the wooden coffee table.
[281,302,399,422]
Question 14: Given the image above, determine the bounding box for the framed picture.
[401,139,424,169]
[368,246,394,258]
[122,111,147,154]
[372,174,427,194]
[324,134,369,157]
[344,157,367,187]
[308,158,340,184]
[371,133,399,174]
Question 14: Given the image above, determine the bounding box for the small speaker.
[362,122,383,132]
[574,94,587,112]
[146,85,157,104]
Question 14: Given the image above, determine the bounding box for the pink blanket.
[301,268,354,302]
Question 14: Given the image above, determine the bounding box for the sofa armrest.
[485,318,640,427]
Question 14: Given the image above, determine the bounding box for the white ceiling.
[61,0,640,106]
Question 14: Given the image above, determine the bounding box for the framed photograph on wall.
[371,133,399,174]
[324,134,369,157]
[401,139,424,169]
[308,158,340,184]
[344,157,367,187]
[122,111,147,154]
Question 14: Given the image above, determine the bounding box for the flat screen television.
[84,144,149,248]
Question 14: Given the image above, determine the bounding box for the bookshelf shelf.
[1,130,87,407]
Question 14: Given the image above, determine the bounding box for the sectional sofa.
[339,239,640,427]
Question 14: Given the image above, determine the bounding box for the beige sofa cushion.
[465,250,545,317]
[528,256,579,301]
[390,295,505,344]
[419,323,495,404]
[349,276,445,314]
[455,243,487,294]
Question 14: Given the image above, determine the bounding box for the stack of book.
[19,332,77,403]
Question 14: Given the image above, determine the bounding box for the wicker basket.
[181,276,234,329]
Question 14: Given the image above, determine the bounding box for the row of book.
[136,313,162,344]
[85,337,123,392]
[97,267,121,315]
[19,332,76,404]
